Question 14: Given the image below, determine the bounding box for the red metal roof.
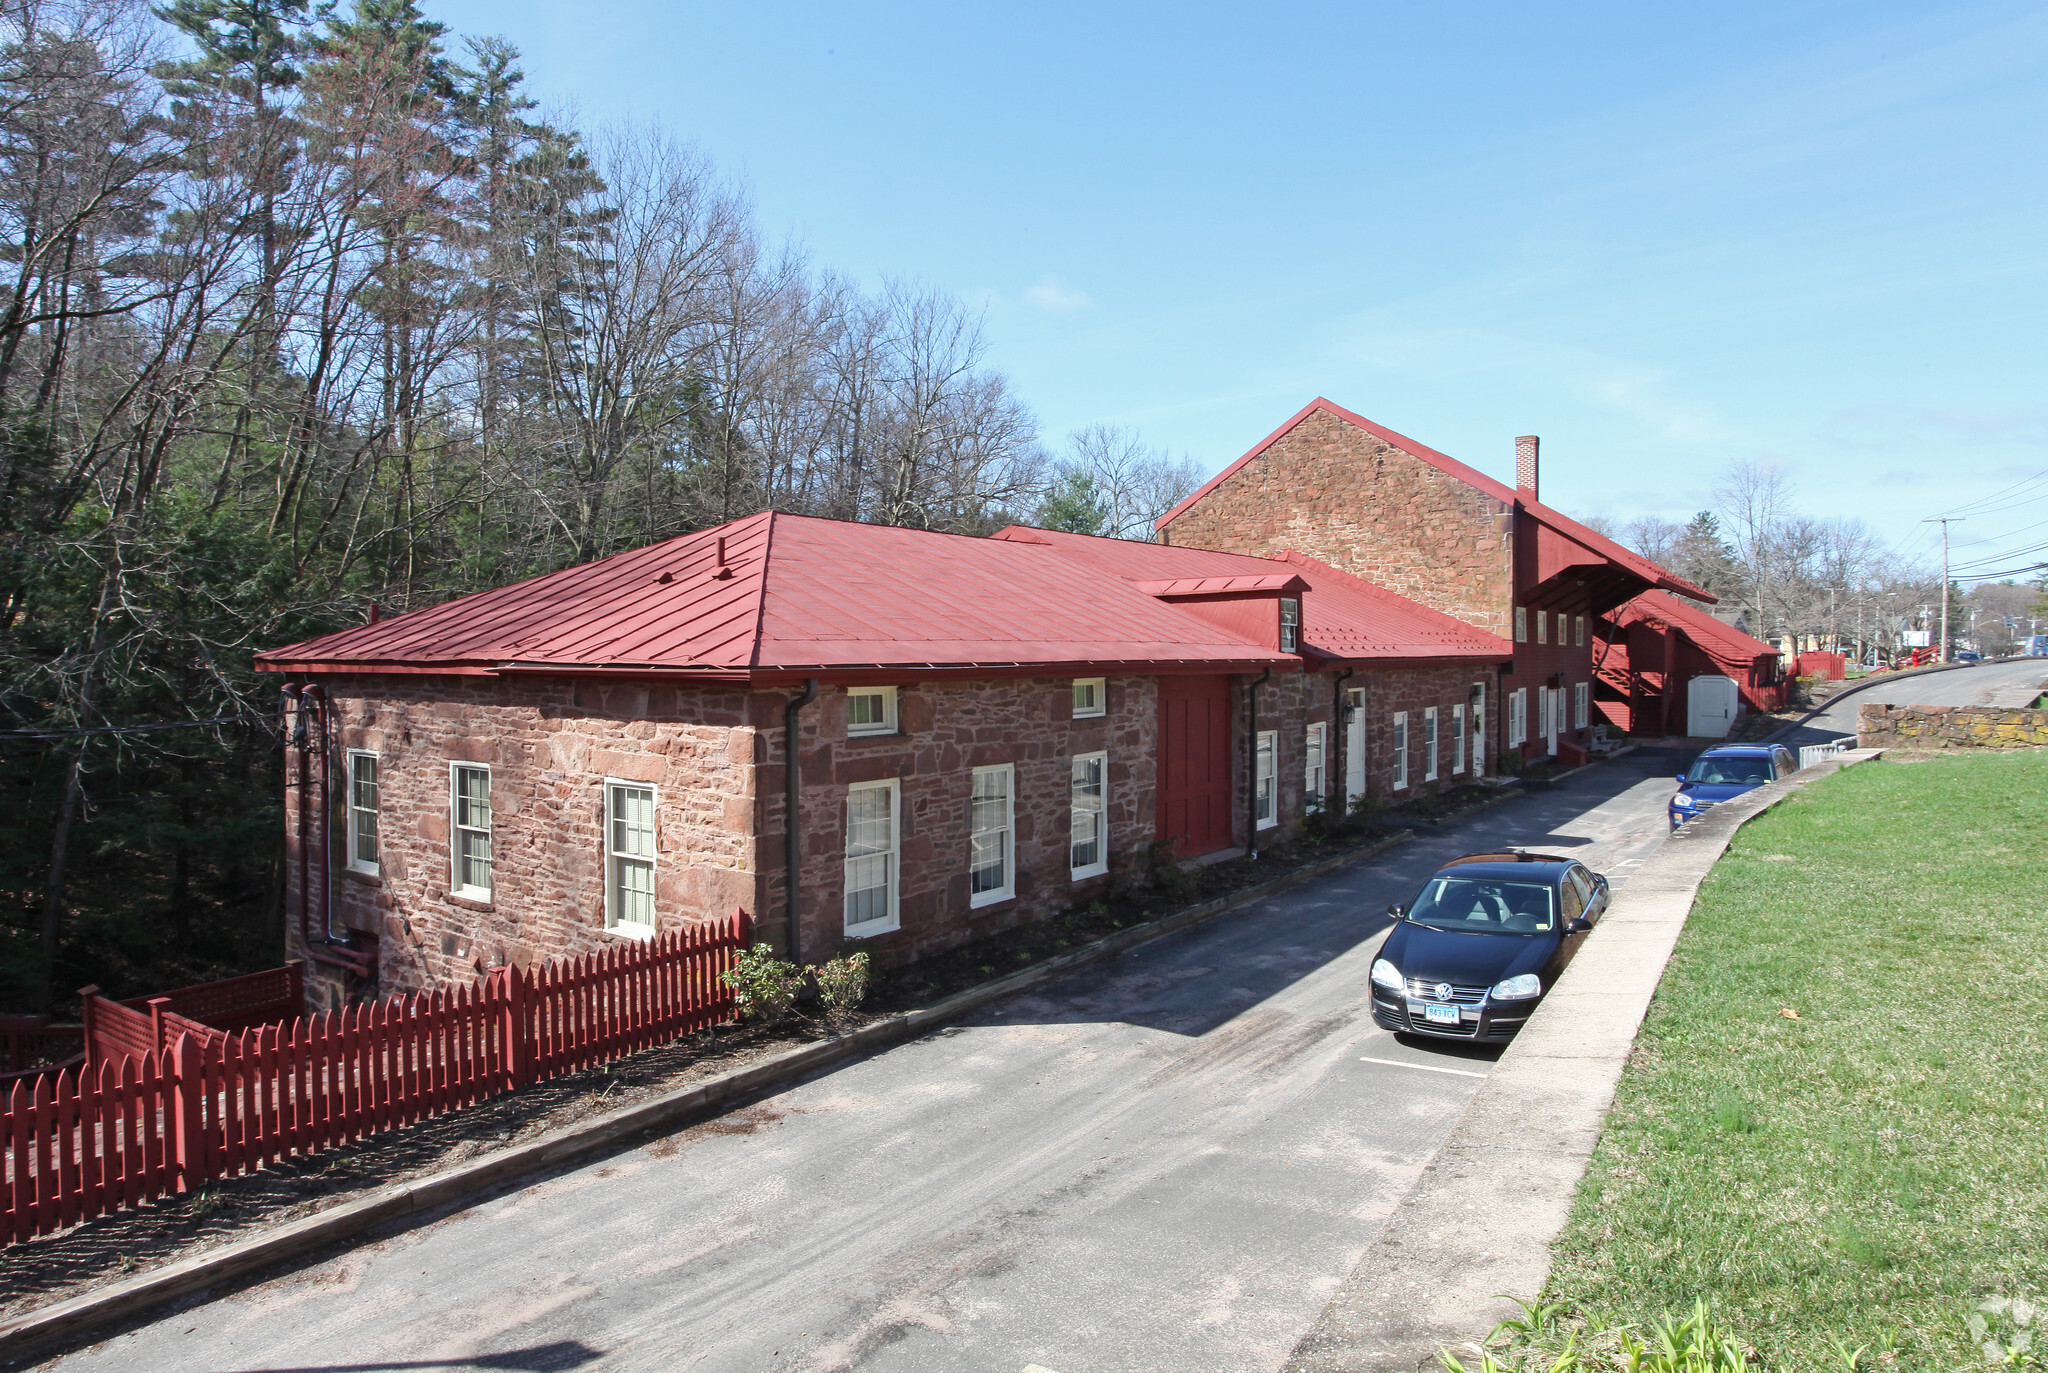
[1614,591,1776,666]
[256,512,1301,681]
[1154,396,1714,604]
[991,526,1513,665]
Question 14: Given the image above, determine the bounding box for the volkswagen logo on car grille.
[1433,983,1453,1001]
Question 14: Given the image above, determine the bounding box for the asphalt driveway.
[50,749,1686,1373]
[1775,656,2048,748]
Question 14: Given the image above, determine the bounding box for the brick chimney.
[1515,435,1539,500]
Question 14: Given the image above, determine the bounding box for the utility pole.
[1923,517,1962,663]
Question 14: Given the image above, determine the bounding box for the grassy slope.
[1546,751,2048,1368]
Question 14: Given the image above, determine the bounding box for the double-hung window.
[1559,613,1570,645]
[847,686,897,737]
[1424,706,1439,781]
[1254,731,1277,828]
[606,782,657,935]
[1507,689,1527,748]
[451,764,492,899]
[1071,678,1106,719]
[347,751,380,875]
[970,764,1015,906]
[844,780,899,934]
[1452,704,1467,774]
[1515,607,1527,643]
[1536,609,1547,644]
[1575,681,1590,730]
[1392,712,1409,790]
[1304,723,1327,813]
[1279,599,1301,653]
[1575,615,1586,648]
[1070,751,1108,879]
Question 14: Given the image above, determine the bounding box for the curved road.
[1774,656,2048,748]
[54,751,1689,1373]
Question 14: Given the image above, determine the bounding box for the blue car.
[1669,743,1798,829]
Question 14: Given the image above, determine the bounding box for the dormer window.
[1280,598,1301,653]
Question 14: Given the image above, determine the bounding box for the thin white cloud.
[1023,275,1094,312]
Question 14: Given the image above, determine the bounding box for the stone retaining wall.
[1857,701,2048,749]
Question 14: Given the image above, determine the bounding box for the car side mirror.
[1675,774,1688,784]
[1567,917,1594,934]
[1387,904,1405,920]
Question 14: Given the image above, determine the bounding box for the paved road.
[1775,657,2048,748]
[53,750,1689,1373]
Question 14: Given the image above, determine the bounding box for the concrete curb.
[1764,659,1978,742]
[0,830,1415,1361]
[1283,749,1886,1373]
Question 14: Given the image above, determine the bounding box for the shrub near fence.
[2,912,748,1245]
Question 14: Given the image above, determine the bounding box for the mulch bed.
[0,817,1399,1320]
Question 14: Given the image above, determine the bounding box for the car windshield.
[1406,878,1555,933]
[1685,755,1772,785]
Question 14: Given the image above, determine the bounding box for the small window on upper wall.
[1515,607,1528,643]
[1535,610,1547,644]
[1279,599,1301,653]
[1575,615,1586,647]
[1558,613,1570,644]
[1072,678,1106,718]
[847,686,897,736]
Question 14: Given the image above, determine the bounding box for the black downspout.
[1246,668,1271,858]
[1332,667,1356,815]
[784,679,819,964]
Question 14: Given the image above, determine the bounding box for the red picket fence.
[2,912,749,1244]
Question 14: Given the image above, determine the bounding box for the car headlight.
[1491,973,1542,1000]
[1671,793,1696,808]
[1370,958,1404,992]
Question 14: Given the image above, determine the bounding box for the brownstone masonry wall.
[1349,664,1503,801]
[1858,702,2048,750]
[293,676,761,1009]
[1161,408,1516,636]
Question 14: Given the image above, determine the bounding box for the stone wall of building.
[292,675,761,1009]
[1857,702,2048,749]
[1160,408,1517,637]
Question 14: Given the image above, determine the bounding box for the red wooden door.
[1157,675,1234,857]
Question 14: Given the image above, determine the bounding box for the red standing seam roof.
[991,526,1512,664]
[1153,396,1714,604]
[255,512,1300,679]
[1613,591,1776,665]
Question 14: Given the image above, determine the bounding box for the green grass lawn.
[1542,750,2048,1370]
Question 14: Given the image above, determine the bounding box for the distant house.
[1592,591,1784,737]
[1154,398,1713,768]
[257,511,1505,1008]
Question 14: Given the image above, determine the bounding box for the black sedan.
[1368,852,1610,1042]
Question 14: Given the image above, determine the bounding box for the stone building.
[257,510,1506,1006]
[1155,398,1714,766]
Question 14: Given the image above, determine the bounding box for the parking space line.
[1358,1056,1488,1079]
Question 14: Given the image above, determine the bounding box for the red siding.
[1158,675,1236,857]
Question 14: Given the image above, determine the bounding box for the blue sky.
[425,0,2048,576]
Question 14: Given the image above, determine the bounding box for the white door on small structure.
[1687,675,1739,738]
[1345,689,1367,804]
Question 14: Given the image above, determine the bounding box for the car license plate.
[1424,1004,1461,1026]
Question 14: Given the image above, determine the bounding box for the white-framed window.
[1424,706,1439,781]
[1392,712,1409,790]
[1452,704,1467,774]
[1515,607,1527,643]
[606,781,657,936]
[1507,689,1527,748]
[847,685,897,737]
[1070,750,1108,879]
[1279,598,1301,653]
[1304,722,1327,812]
[1255,730,1278,828]
[450,763,492,899]
[1471,684,1487,776]
[347,751,380,875]
[1071,677,1106,719]
[1559,613,1570,645]
[1536,610,1547,644]
[970,764,1015,906]
[844,779,900,934]
[1575,681,1590,730]
[1575,615,1586,648]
